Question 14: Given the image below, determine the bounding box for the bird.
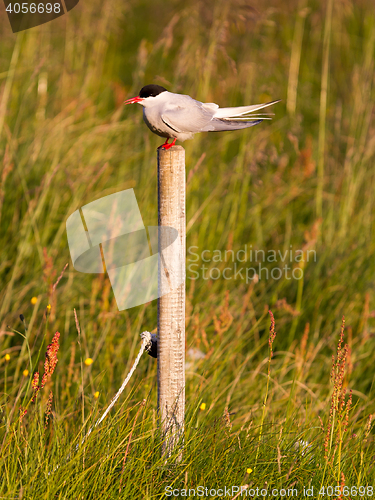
[124,84,280,149]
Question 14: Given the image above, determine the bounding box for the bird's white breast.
[142,107,171,139]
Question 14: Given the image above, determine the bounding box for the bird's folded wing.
[161,100,217,134]
[201,119,263,132]
[161,99,279,134]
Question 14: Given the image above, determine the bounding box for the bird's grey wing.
[203,118,263,132]
[161,97,279,133]
[161,97,217,134]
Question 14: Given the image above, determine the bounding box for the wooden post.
[157,145,185,459]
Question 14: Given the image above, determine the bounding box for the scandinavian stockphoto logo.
[66,189,184,310]
[3,0,79,33]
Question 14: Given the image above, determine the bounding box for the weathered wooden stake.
[157,145,185,459]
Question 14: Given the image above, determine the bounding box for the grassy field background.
[0,0,375,497]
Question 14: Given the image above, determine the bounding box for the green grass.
[0,0,375,497]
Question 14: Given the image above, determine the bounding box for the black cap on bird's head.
[139,84,168,98]
[124,84,168,105]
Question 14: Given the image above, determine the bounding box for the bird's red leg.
[158,138,177,150]
[157,138,169,150]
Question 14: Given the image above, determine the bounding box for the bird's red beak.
[124,96,144,105]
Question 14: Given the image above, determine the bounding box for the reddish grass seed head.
[268,310,276,355]
[32,372,39,390]
[45,391,54,428]
[31,332,60,402]
[31,372,40,402]
[41,331,60,388]
[19,407,27,420]
[324,317,352,463]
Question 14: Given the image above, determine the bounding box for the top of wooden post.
[157,145,185,156]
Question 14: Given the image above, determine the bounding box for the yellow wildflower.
[94,391,99,398]
[5,354,10,362]
[246,468,253,474]
[84,357,93,366]
[23,369,29,377]
[31,297,38,305]
[47,304,51,311]
[199,402,206,411]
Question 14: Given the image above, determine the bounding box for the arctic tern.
[125,84,279,149]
